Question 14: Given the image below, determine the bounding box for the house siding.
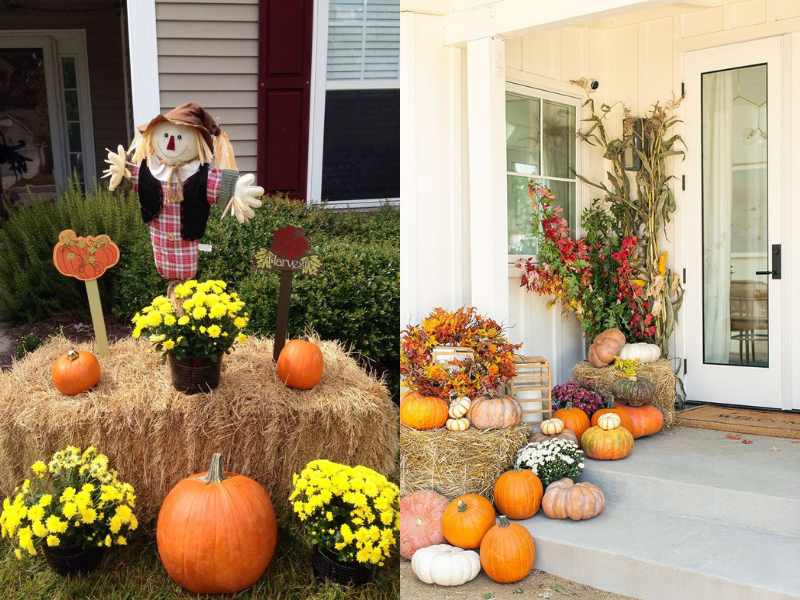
[155,0,259,173]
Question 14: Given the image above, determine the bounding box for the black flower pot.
[311,546,373,586]
[169,353,223,394]
[43,545,105,576]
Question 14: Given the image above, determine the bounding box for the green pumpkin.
[611,377,655,407]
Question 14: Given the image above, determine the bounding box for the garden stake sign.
[255,225,321,360]
[52,229,120,357]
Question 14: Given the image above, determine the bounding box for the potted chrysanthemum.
[0,446,138,576]
[132,279,249,394]
[290,459,399,585]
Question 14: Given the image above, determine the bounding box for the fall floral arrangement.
[515,438,585,487]
[0,446,138,558]
[132,279,249,360]
[400,307,519,399]
[290,459,399,566]
[551,380,608,417]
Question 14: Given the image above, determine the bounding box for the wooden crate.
[508,355,552,424]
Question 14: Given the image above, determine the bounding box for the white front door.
[683,38,784,408]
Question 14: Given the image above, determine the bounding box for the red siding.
[257,0,313,199]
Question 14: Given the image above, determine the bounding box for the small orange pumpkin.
[493,470,543,520]
[276,339,324,390]
[616,404,664,438]
[553,407,590,439]
[51,349,101,395]
[479,516,536,583]
[157,453,278,594]
[400,393,448,430]
[442,493,495,549]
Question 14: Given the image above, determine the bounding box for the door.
[683,38,783,407]
[257,0,314,199]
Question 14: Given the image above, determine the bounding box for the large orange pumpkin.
[157,453,278,594]
[442,493,495,549]
[493,470,543,520]
[591,407,634,434]
[580,414,634,460]
[616,404,664,438]
[400,393,448,430]
[400,489,449,559]
[276,339,324,390]
[479,516,536,583]
[553,407,590,439]
[51,349,101,395]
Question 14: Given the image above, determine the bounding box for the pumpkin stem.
[498,515,510,528]
[457,500,467,513]
[202,453,225,484]
[67,349,80,361]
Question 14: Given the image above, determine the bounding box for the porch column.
[466,35,509,324]
[126,0,160,125]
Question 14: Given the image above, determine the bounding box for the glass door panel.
[702,64,768,367]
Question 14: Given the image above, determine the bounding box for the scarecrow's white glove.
[101,145,132,191]
[226,173,264,224]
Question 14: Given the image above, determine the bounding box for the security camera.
[589,79,600,90]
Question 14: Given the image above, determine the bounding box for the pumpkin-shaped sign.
[52,229,120,281]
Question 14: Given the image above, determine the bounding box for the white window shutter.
[327,0,399,82]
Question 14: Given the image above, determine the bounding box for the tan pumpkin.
[492,470,543,520]
[529,427,578,445]
[539,418,564,436]
[467,396,522,430]
[446,417,470,432]
[542,478,605,521]
[588,328,626,367]
[580,416,634,461]
[449,396,471,418]
[400,393,449,430]
[400,490,449,559]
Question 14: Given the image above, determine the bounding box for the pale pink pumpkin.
[400,489,449,559]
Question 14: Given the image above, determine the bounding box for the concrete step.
[522,504,800,600]
[582,427,800,536]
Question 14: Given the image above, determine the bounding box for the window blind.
[327,0,399,82]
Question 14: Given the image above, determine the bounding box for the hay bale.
[572,359,676,425]
[0,335,398,524]
[400,424,530,499]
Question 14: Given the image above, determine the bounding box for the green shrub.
[0,180,142,321]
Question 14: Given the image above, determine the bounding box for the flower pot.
[169,353,223,394]
[311,546,373,586]
[43,545,105,576]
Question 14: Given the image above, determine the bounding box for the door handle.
[756,244,781,279]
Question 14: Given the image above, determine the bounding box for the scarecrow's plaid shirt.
[130,164,224,280]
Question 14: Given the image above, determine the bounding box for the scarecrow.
[103,102,264,287]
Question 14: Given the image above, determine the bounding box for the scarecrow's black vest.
[137,160,210,241]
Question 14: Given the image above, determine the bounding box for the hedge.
[0,186,399,393]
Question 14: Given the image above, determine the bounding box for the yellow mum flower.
[60,488,76,503]
[192,306,207,320]
[31,461,47,478]
[209,303,227,319]
[45,515,67,534]
[62,502,77,519]
[178,315,190,326]
[38,495,52,507]
[149,334,166,343]
[46,535,60,547]
[163,340,175,351]
[164,314,177,326]
[146,311,162,327]
[104,535,112,547]
[206,325,222,338]
[234,317,248,329]
[80,508,97,525]
[31,520,47,538]
[116,535,127,546]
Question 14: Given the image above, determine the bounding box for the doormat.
[677,405,800,439]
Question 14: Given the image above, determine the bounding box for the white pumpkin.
[446,417,470,432]
[540,418,564,435]
[619,343,661,363]
[411,544,481,586]
[597,412,621,430]
[449,396,471,419]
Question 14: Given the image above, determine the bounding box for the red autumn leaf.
[270,225,309,260]
[742,439,753,445]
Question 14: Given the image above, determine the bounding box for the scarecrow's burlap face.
[150,121,200,164]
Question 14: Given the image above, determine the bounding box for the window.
[506,85,579,256]
[310,0,400,205]
[61,57,84,188]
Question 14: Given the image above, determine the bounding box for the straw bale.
[399,424,530,500]
[0,335,398,524]
[572,359,676,425]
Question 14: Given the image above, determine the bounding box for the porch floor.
[521,426,800,600]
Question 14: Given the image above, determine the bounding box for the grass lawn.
[0,520,399,600]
